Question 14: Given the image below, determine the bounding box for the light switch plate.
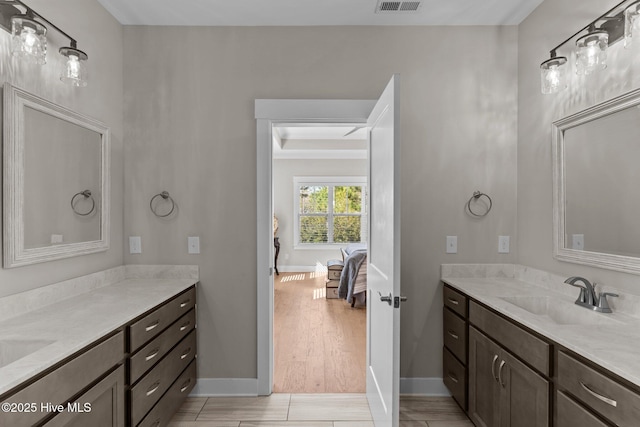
[498,235,510,253]
[129,236,142,254]
[446,236,458,254]
[188,236,200,254]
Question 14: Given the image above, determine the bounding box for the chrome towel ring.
[71,190,96,216]
[150,191,176,217]
[467,190,492,217]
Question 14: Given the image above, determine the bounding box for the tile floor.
[168,394,473,427]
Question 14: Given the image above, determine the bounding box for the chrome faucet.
[564,276,618,313]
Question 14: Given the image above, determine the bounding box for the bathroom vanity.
[442,265,640,427]
[0,265,198,427]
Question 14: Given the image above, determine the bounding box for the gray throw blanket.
[338,250,367,301]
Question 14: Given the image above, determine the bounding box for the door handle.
[379,292,393,305]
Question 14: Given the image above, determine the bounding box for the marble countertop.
[0,273,197,396]
[442,264,640,389]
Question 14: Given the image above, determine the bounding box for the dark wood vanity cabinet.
[468,327,549,427]
[442,285,468,410]
[0,332,126,427]
[556,351,640,427]
[443,282,640,427]
[443,284,550,427]
[128,286,197,427]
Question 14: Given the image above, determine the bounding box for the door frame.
[255,99,376,395]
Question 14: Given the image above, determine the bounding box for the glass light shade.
[540,56,568,94]
[625,1,640,48]
[11,16,47,64]
[575,30,608,76]
[59,47,88,87]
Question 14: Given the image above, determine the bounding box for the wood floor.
[273,271,366,393]
[168,394,473,426]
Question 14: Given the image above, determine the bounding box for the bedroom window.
[294,177,367,247]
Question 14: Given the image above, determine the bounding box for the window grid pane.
[296,181,366,245]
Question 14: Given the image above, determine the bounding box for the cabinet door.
[44,366,125,427]
[469,327,501,427]
[499,349,549,427]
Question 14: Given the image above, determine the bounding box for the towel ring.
[467,191,492,217]
[150,191,176,217]
[71,190,96,216]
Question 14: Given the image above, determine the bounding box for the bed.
[337,243,368,307]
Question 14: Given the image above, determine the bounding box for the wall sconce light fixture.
[0,0,89,87]
[540,0,639,94]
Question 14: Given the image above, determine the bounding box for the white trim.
[190,378,259,397]
[399,378,451,396]
[256,99,375,395]
[273,149,367,160]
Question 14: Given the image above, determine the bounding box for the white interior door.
[366,75,401,427]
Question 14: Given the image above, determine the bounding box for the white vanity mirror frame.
[553,87,640,275]
[3,83,110,268]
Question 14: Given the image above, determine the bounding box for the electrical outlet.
[129,236,142,254]
[51,234,63,244]
[572,234,584,250]
[446,236,458,254]
[188,236,200,254]
[498,235,510,253]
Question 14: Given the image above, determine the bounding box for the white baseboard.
[400,377,450,396]
[277,265,321,273]
[190,378,259,397]
[191,377,449,397]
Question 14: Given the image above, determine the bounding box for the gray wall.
[0,0,123,298]
[123,25,519,380]
[518,0,640,294]
[273,158,367,269]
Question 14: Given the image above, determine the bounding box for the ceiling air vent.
[375,1,422,13]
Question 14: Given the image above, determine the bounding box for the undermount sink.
[499,296,618,326]
[0,339,55,368]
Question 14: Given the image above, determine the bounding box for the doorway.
[271,122,369,393]
[255,100,376,395]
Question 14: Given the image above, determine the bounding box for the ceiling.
[273,124,367,160]
[97,0,543,26]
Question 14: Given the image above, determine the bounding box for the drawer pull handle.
[145,348,160,361]
[447,298,459,305]
[580,381,618,407]
[145,320,160,332]
[180,347,192,360]
[448,373,459,384]
[146,381,161,396]
[180,321,191,331]
[447,330,459,340]
[498,360,506,388]
[180,378,192,392]
[180,299,191,308]
[491,354,499,382]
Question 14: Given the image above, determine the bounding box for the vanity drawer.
[444,286,467,318]
[130,309,196,384]
[469,301,550,376]
[130,330,196,426]
[443,307,467,363]
[0,331,124,427]
[137,360,197,427]
[557,351,640,427]
[443,347,467,411]
[130,287,196,352]
[556,391,611,427]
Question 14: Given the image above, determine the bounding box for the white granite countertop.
[0,266,198,396]
[442,264,640,389]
